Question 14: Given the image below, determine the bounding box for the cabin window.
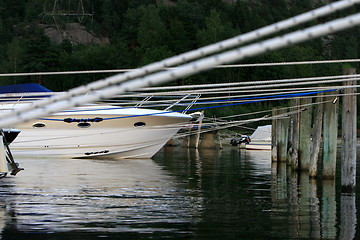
[33,123,46,128]
[78,122,91,128]
[134,122,146,127]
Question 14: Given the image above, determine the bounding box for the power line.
[0,59,360,77]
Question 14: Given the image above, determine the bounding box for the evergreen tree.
[6,38,23,74]
[22,28,59,73]
[137,5,169,49]
[196,9,235,46]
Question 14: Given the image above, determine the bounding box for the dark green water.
[0,146,356,239]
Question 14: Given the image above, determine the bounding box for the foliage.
[0,0,357,118]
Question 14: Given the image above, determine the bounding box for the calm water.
[0,146,357,239]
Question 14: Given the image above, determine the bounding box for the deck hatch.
[134,122,146,127]
[33,123,46,128]
[77,122,91,128]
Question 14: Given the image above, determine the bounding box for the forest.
[0,0,358,100]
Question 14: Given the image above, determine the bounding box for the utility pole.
[45,0,94,24]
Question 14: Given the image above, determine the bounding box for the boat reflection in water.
[0,157,202,238]
[0,147,357,239]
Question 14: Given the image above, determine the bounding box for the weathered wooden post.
[310,94,323,178]
[195,111,204,149]
[278,109,289,162]
[199,131,217,149]
[341,67,357,192]
[322,91,338,179]
[181,135,189,147]
[189,135,197,148]
[287,116,293,161]
[212,117,223,149]
[289,99,300,170]
[271,108,278,162]
[217,133,223,149]
[299,97,312,171]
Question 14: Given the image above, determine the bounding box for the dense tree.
[6,38,23,74]
[24,0,43,22]
[22,28,59,73]
[100,0,121,35]
[0,0,354,95]
[196,9,235,46]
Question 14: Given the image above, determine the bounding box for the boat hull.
[245,141,271,150]
[8,105,191,159]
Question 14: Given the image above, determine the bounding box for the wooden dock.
[271,67,357,192]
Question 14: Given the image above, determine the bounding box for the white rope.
[108,84,344,104]
[138,74,360,91]
[177,96,338,138]
[215,59,360,68]
[96,87,336,108]
[135,77,360,96]
[177,91,351,137]
[0,1,356,110]
[102,87,325,107]
[0,0,357,79]
[0,69,131,77]
[176,90,348,138]
[0,5,360,128]
[176,115,270,138]
[0,59,360,78]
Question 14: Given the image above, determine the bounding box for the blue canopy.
[0,84,52,93]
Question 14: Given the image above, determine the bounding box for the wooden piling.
[278,109,289,162]
[341,68,357,192]
[289,99,300,170]
[271,108,278,162]
[199,132,217,149]
[195,111,204,149]
[299,97,312,171]
[310,94,323,178]
[287,114,293,162]
[189,135,197,148]
[322,91,338,179]
[217,133,223,149]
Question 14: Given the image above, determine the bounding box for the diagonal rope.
[0,2,360,127]
[0,0,357,114]
[138,74,360,91]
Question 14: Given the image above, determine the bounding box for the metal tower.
[47,0,94,23]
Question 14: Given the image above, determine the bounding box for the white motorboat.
[0,84,192,159]
[245,125,272,151]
